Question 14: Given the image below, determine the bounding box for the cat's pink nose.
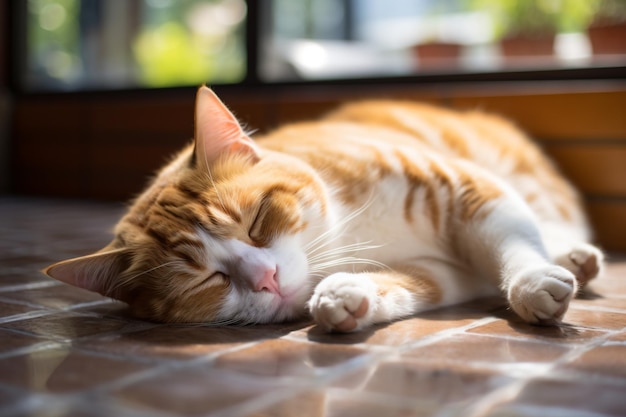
[253,267,280,295]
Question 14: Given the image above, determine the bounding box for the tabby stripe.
[146,227,171,247]
[172,249,204,270]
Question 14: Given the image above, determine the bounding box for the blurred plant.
[470,0,556,38]
[593,0,626,23]
[133,0,245,88]
[134,22,213,87]
[469,0,607,38]
[28,0,81,84]
[552,0,601,33]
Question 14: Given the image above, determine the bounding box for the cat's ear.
[194,85,259,168]
[43,248,133,301]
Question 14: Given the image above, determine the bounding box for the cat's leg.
[308,261,489,332]
[461,195,581,325]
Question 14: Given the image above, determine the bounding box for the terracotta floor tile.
[0,346,150,393]
[255,389,438,417]
[301,304,496,347]
[571,293,626,311]
[608,330,626,342]
[76,322,307,361]
[6,283,108,309]
[402,334,570,365]
[1,312,135,339]
[562,307,626,331]
[215,338,368,377]
[492,377,626,417]
[562,343,626,378]
[0,328,48,354]
[2,198,626,417]
[0,300,42,319]
[113,364,302,416]
[468,317,608,344]
[0,268,51,288]
[345,359,512,406]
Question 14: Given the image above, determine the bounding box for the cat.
[44,86,603,332]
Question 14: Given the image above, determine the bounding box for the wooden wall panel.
[587,202,626,253]
[452,90,626,140]
[544,146,626,197]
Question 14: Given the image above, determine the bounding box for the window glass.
[261,0,626,81]
[23,0,246,91]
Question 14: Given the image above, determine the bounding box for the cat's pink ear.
[194,86,259,168]
[43,248,132,300]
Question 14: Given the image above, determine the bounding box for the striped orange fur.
[45,87,603,331]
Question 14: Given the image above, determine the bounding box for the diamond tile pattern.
[1,197,625,417]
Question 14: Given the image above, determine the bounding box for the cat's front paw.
[508,265,577,324]
[308,273,377,332]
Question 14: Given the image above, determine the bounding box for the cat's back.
[257,100,582,223]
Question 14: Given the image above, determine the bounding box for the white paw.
[308,273,377,332]
[554,243,603,287]
[508,265,576,324]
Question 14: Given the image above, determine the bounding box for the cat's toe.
[508,265,576,324]
[308,273,374,332]
[554,243,604,287]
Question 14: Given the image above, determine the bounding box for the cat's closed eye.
[191,272,229,292]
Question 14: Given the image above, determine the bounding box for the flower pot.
[413,42,462,70]
[499,33,556,66]
[587,21,626,55]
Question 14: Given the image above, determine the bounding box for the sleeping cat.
[44,86,603,332]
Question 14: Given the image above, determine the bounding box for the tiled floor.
[1,197,625,417]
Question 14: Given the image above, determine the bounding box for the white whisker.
[109,260,179,293]
[304,197,375,256]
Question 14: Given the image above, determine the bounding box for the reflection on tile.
[468,318,607,343]
[354,360,511,405]
[304,310,481,347]
[494,377,626,417]
[215,338,367,377]
[0,300,42,319]
[0,328,47,354]
[1,197,625,417]
[563,308,626,330]
[76,322,307,361]
[0,347,149,393]
[258,388,437,417]
[563,344,626,378]
[114,365,295,416]
[2,312,134,339]
[402,334,570,365]
[7,283,107,309]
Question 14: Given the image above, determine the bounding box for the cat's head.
[44,86,330,324]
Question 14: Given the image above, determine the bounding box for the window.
[261,0,626,81]
[15,0,626,91]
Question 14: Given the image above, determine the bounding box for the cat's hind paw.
[308,273,376,332]
[508,265,576,324]
[554,243,604,287]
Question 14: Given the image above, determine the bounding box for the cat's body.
[45,87,603,331]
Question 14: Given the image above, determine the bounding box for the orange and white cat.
[45,86,603,332]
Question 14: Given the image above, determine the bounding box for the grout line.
[0,280,60,293]
[0,308,56,325]
[210,316,501,417]
[451,324,626,417]
[0,340,65,361]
